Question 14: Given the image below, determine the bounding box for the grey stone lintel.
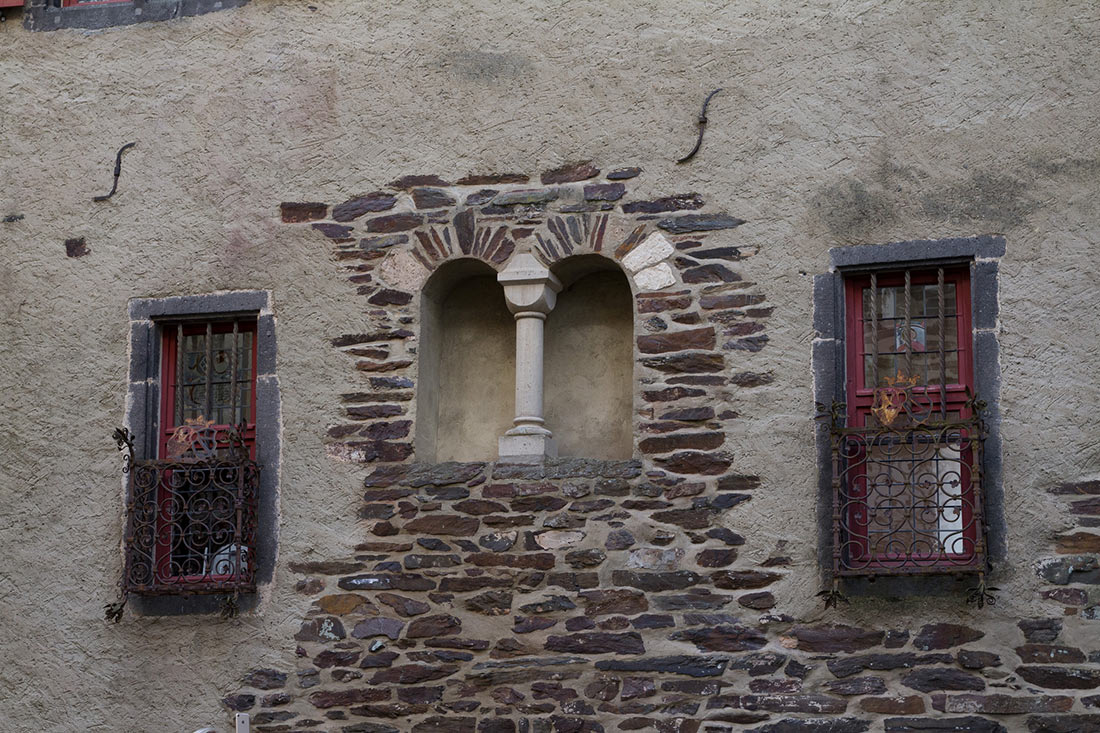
[24,0,249,32]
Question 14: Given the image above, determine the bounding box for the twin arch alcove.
[416,254,633,464]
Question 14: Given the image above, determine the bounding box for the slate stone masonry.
[219,167,1100,732]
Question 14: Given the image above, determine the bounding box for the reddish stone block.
[404,515,480,536]
[1016,665,1100,689]
[957,649,1002,669]
[697,549,737,568]
[737,591,775,610]
[712,570,782,590]
[453,499,508,515]
[884,716,1003,732]
[637,327,716,354]
[901,667,986,692]
[389,174,451,189]
[682,264,741,284]
[654,451,731,475]
[405,614,462,638]
[826,677,887,696]
[222,694,256,711]
[545,632,645,655]
[280,201,327,222]
[1071,497,1100,515]
[580,589,648,616]
[859,695,925,715]
[465,590,513,616]
[308,687,390,708]
[456,172,529,185]
[332,192,397,221]
[313,649,361,669]
[1016,644,1087,664]
[641,353,725,374]
[584,182,626,201]
[788,624,885,653]
[700,293,766,310]
[638,295,693,314]
[670,624,767,652]
[376,592,431,617]
[913,623,985,651]
[412,188,457,209]
[1019,618,1063,643]
[1042,588,1089,605]
[365,212,424,233]
[1056,531,1100,553]
[541,161,599,184]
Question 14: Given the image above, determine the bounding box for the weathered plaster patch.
[378,250,430,293]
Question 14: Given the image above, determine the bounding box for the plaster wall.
[435,275,516,463]
[0,1,1097,730]
[545,269,634,460]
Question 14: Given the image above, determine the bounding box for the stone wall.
[215,168,1100,732]
[3,3,1100,731]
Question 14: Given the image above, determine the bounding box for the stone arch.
[545,254,634,459]
[415,258,515,463]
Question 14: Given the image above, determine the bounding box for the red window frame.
[156,319,257,583]
[841,266,979,569]
[844,267,973,421]
[160,319,258,460]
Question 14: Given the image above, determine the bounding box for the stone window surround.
[23,0,248,31]
[812,235,1005,594]
[126,289,280,615]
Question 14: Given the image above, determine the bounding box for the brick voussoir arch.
[280,163,763,470]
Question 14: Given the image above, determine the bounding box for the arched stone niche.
[416,259,515,463]
[545,254,634,460]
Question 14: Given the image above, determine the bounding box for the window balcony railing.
[114,422,259,597]
[822,382,989,586]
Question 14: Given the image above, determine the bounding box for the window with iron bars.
[118,318,260,598]
[827,266,988,584]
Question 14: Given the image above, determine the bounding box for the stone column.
[497,251,562,463]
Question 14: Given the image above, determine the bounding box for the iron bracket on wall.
[676,88,722,164]
[93,142,137,202]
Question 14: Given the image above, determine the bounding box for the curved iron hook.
[93,142,137,202]
[676,88,722,164]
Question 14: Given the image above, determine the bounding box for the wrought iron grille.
[117,423,259,595]
[826,264,988,580]
[827,387,988,577]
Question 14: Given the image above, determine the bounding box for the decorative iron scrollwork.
[116,423,259,604]
[113,427,135,472]
[824,378,990,599]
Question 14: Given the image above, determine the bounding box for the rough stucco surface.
[0,2,1098,731]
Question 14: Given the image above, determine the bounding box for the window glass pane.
[862,281,959,387]
[173,328,253,426]
[180,333,207,421]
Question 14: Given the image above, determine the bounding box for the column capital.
[498,252,562,315]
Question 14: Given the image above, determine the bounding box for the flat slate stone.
[595,655,728,678]
[657,213,745,233]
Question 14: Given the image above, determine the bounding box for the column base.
[498,433,558,464]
